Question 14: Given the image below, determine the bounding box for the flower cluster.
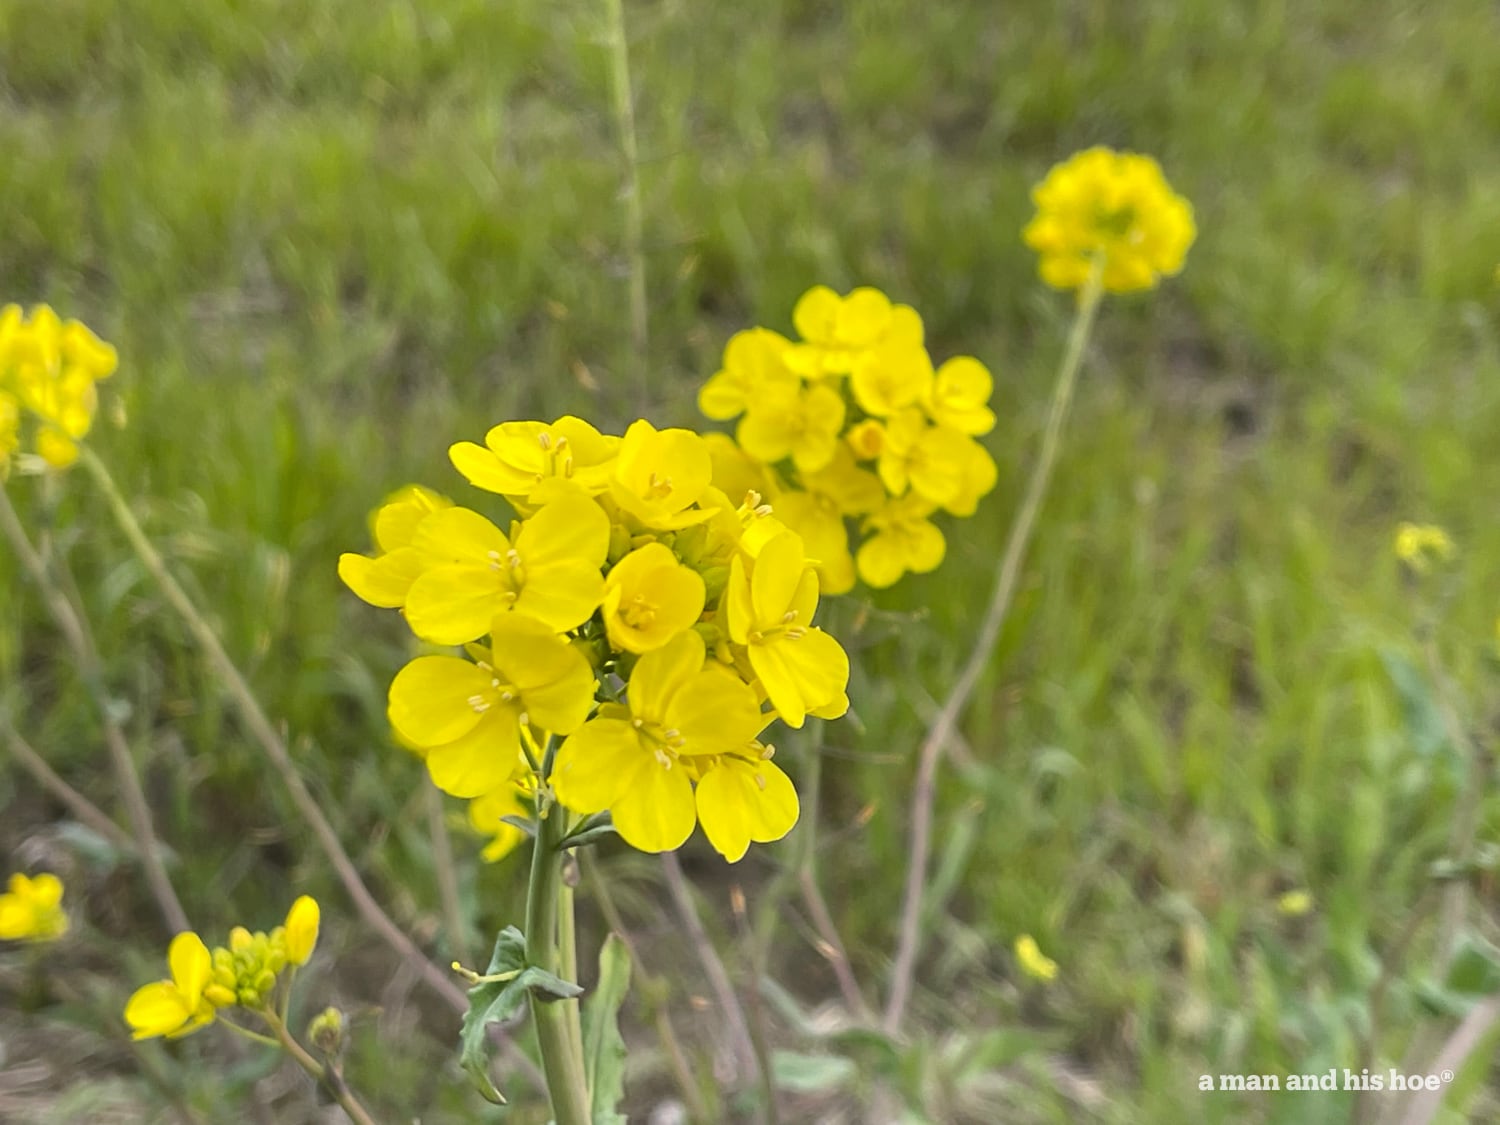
[341,418,853,861]
[697,286,998,590]
[0,872,69,943]
[124,896,320,1040]
[1023,147,1196,294]
[0,304,118,474]
[1394,521,1455,574]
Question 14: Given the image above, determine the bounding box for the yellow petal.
[168,932,212,1009]
[125,981,192,1040]
[695,756,800,862]
[609,754,698,854]
[388,656,493,747]
[284,896,320,966]
[491,614,596,734]
[750,530,806,626]
[628,630,706,724]
[450,440,532,495]
[405,564,505,645]
[666,669,763,756]
[551,717,640,814]
[337,547,426,608]
[426,710,524,798]
[750,629,849,729]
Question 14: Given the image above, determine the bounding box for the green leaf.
[559,813,618,851]
[771,1050,856,1094]
[1445,934,1500,999]
[459,926,584,1105]
[581,933,632,1124]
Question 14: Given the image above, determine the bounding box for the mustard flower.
[1014,935,1058,982]
[284,895,320,966]
[551,631,764,853]
[403,493,609,643]
[0,872,68,943]
[724,529,850,727]
[693,724,800,863]
[602,542,707,654]
[389,613,595,797]
[923,356,997,436]
[850,340,934,418]
[698,328,800,421]
[449,416,618,508]
[857,494,946,588]
[786,286,921,376]
[704,431,778,510]
[1277,890,1314,917]
[877,408,969,507]
[609,419,716,531]
[469,783,533,862]
[844,418,885,462]
[1394,522,1455,573]
[1023,146,1195,293]
[736,382,846,474]
[125,932,221,1039]
[338,484,452,608]
[940,436,999,519]
[0,304,118,470]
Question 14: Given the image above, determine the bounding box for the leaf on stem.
[581,933,631,1124]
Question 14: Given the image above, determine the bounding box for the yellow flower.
[389,613,595,797]
[338,485,452,608]
[923,356,996,436]
[1023,147,1195,293]
[939,436,999,518]
[1277,890,1313,918]
[469,783,533,862]
[724,529,849,727]
[0,872,68,942]
[284,896,320,966]
[449,417,617,507]
[845,418,885,461]
[703,431,778,509]
[857,494,946,588]
[698,328,800,421]
[0,304,119,470]
[850,340,934,418]
[1014,934,1058,982]
[877,408,968,506]
[551,630,764,853]
[125,931,221,1039]
[694,724,800,863]
[404,493,609,643]
[736,382,846,474]
[1394,522,1455,573]
[771,448,885,595]
[603,542,707,654]
[786,286,917,376]
[609,420,716,531]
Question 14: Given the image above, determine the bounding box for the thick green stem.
[526,798,591,1125]
[883,264,1106,1034]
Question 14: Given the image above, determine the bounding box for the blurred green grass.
[3,0,1500,1121]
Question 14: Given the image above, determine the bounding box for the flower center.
[622,593,658,629]
[646,471,674,500]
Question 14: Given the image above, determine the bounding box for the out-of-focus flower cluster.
[0,872,69,943]
[341,418,854,862]
[125,896,320,1040]
[1023,147,1195,294]
[0,304,118,474]
[697,286,998,591]
[1394,521,1455,575]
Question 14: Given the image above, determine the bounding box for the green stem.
[883,263,1106,1035]
[602,0,649,407]
[263,1011,380,1125]
[526,786,591,1125]
[558,869,588,1092]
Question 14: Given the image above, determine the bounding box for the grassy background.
[3,0,1500,1121]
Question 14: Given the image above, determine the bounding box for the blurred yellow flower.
[1276,889,1313,917]
[737,382,847,474]
[850,341,934,417]
[284,895,320,966]
[1023,147,1195,293]
[0,303,118,472]
[857,494,946,589]
[1394,521,1455,573]
[1014,934,1058,982]
[924,357,997,436]
[877,408,968,507]
[698,328,800,421]
[125,931,221,1039]
[0,872,69,942]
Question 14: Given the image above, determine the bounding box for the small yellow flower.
[403,494,609,643]
[449,416,617,507]
[1014,934,1058,982]
[389,613,595,797]
[0,872,68,942]
[857,494,946,588]
[724,529,850,727]
[849,341,934,418]
[1394,522,1455,573]
[284,896,320,966]
[602,542,707,654]
[1023,147,1195,293]
[923,356,997,436]
[698,328,800,421]
[877,408,969,507]
[785,286,920,377]
[125,931,221,1039]
[1277,890,1313,918]
[0,304,118,472]
[609,420,717,531]
[337,484,452,609]
[694,724,800,863]
[469,783,533,862]
[551,630,764,853]
[736,382,847,474]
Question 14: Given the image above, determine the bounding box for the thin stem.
[76,448,469,1015]
[525,787,592,1125]
[0,716,136,853]
[798,869,871,1023]
[660,850,759,1081]
[0,485,190,935]
[730,884,780,1125]
[264,1010,381,1125]
[584,854,710,1121]
[424,785,471,967]
[558,868,588,1089]
[883,265,1106,1035]
[603,0,649,407]
[217,1017,282,1049]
